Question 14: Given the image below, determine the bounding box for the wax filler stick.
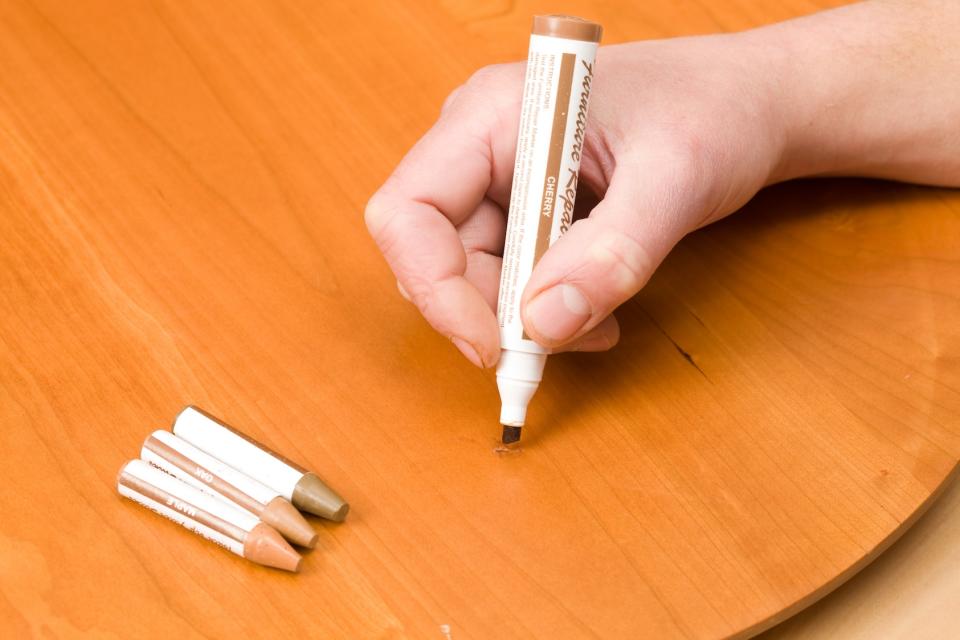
[117,459,302,572]
[141,430,318,548]
[173,406,349,522]
[496,15,602,444]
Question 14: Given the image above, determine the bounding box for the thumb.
[520,166,695,347]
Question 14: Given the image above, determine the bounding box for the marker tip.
[501,425,522,445]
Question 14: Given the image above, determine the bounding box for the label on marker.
[497,31,599,351]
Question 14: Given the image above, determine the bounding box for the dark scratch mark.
[687,308,706,328]
[672,342,707,378]
[640,307,710,381]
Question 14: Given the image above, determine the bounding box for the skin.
[365,1,960,368]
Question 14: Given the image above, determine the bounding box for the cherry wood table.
[1,1,956,638]
[762,473,959,639]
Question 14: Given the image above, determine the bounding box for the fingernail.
[451,336,484,368]
[397,280,411,302]
[525,284,591,344]
[569,330,614,353]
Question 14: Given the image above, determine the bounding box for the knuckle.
[364,192,409,264]
[465,63,524,105]
[401,275,439,326]
[409,286,432,315]
[440,84,465,114]
[466,64,505,91]
[586,226,654,299]
[363,191,395,237]
[444,63,523,129]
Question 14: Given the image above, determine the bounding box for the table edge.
[736,461,960,639]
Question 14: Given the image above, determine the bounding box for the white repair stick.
[496,15,602,442]
[172,406,348,521]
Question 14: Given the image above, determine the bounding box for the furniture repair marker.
[496,15,602,444]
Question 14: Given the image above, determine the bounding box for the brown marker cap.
[532,15,602,43]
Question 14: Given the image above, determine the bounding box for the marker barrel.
[117,459,301,572]
[496,15,602,427]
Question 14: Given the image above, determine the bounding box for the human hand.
[365,0,960,368]
[365,32,785,367]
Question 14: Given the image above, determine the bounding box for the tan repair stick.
[117,459,302,572]
[141,430,318,548]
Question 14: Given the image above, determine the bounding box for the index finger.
[365,69,522,366]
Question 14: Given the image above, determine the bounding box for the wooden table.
[762,473,960,639]
[1,1,956,638]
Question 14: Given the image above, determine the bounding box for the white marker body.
[172,407,303,500]
[141,430,280,509]
[117,459,259,557]
[496,32,599,426]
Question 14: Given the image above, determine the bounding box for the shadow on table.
[529,177,952,446]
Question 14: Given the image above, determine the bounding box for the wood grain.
[0,1,956,638]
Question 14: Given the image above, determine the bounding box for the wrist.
[733,29,799,187]
[737,20,831,185]
[747,1,960,187]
